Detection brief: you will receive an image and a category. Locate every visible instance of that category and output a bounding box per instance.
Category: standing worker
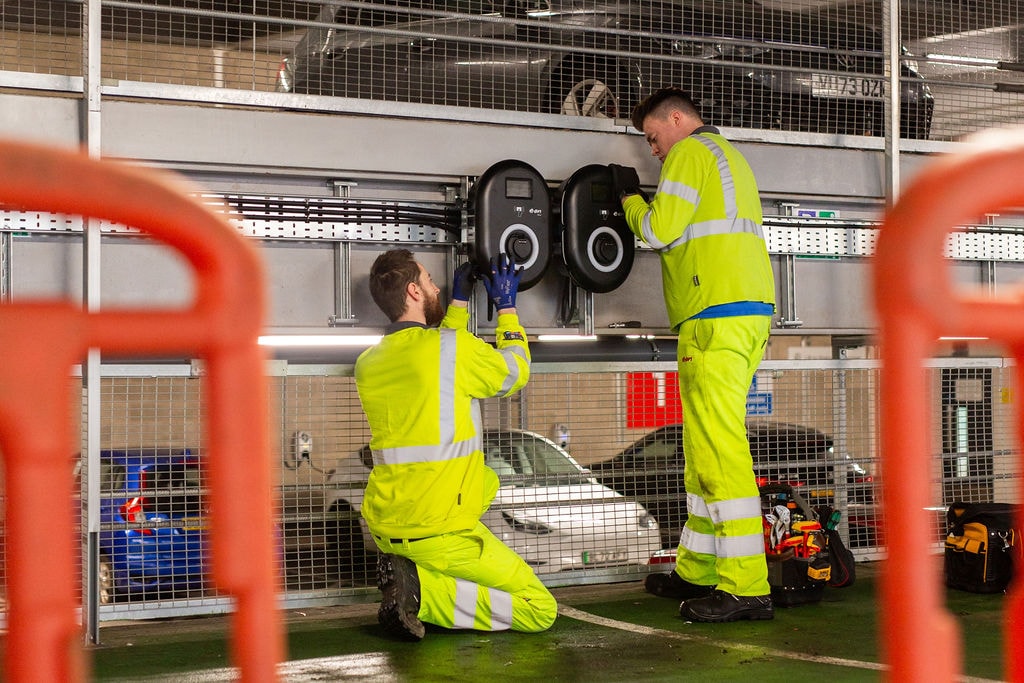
[355,248,558,641]
[609,87,776,622]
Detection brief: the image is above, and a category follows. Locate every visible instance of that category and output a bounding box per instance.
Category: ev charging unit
[468,159,551,290]
[558,164,635,293]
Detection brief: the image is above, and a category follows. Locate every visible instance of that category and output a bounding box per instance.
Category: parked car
[96,449,208,603]
[323,428,661,579]
[278,0,933,138]
[588,421,877,548]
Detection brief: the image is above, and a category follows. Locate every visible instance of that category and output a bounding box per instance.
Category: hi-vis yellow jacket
[623,127,775,330]
[355,305,530,539]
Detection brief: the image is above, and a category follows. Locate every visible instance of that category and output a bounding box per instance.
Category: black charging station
[557,164,635,293]
[469,159,551,291]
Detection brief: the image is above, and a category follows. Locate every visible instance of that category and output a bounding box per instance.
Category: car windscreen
[143,463,203,517]
[483,433,588,485]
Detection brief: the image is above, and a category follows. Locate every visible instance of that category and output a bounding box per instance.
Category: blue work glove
[482,254,522,310]
[452,262,478,302]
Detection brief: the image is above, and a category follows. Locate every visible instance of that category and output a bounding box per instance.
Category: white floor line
[557,605,1002,683]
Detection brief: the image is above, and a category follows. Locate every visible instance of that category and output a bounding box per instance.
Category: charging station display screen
[505,178,533,199]
[591,182,611,203]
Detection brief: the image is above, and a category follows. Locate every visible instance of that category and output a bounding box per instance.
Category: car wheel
[556,72,623,119]
[325,501,373,583]
[98,556,116,605]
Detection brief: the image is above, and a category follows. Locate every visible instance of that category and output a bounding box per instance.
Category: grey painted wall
[0,91,980,340]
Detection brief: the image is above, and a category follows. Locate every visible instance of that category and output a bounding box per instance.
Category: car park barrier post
[874,127,1024,683]
[0,139,284,683]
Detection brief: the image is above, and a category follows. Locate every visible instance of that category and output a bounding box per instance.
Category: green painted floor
[68,563,1013,681]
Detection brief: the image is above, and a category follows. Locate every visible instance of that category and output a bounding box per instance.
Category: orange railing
[874,127,1024,682]
[0,140,284,682]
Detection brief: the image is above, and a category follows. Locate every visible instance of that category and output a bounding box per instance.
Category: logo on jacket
[503,331,525,341]
[680,356,693,363]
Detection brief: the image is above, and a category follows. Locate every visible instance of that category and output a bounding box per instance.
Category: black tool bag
[814,504,857,588]
[944,502,1022,593]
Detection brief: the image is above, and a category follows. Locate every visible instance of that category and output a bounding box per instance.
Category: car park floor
[61,562,1009,681]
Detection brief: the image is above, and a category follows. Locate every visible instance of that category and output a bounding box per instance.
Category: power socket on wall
[286,431,313,468]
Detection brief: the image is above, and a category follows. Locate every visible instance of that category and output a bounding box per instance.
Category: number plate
[811,73,882,99]
[180,516,207,531]
[581,550,628,564]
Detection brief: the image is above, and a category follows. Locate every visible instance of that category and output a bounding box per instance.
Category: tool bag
[814,504,857,588]
[760,484,831,606]
[944,501,1022,593]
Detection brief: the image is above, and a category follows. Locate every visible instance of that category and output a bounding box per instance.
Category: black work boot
[377,554,425,641]
[680,589,774,622]
[643,571,715,600]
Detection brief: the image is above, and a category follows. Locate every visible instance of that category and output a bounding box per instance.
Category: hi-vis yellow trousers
[374,522,557,633]
[674,314,772,597]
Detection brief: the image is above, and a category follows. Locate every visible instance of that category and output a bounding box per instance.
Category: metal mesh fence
[1,1,1022,141]
[1,356,1015,624]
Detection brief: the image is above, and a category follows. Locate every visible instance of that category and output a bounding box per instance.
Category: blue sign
[746,391,773,416]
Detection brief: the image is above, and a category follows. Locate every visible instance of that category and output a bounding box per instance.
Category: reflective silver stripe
[686,492,710,519]
[439,328,457,445]
[694,135,737,218]
[659,178,700,205]
[640,211,667,249]
[679,526,717,556]
[375,329,481,465]
[374,436,480,465]
[498,346,528,395]
[471,400,483,442]
[715,532,767,558]
[707,496,761,525]
[662,217,764,252]
[488,587,513,631]
[453,578,477,629]
[680,526,765,558]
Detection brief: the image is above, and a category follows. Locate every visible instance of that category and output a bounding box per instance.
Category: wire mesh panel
[2,1,1021,140]
[277,373,373,594]
[0,0,83,77]
[92,374,214,616]
[0,356,1017,625]
[279,0,934,137]
[904,1,1024,141]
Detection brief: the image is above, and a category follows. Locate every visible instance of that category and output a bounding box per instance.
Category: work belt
[375,534,428,544]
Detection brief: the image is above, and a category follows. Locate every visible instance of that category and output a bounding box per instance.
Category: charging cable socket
[287,431,313,468]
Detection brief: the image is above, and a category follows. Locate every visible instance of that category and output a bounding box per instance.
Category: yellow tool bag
[944,502,1022,593]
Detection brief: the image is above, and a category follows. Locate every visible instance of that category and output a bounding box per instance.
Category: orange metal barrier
[874,128,1024,682]
[0,140,284,682]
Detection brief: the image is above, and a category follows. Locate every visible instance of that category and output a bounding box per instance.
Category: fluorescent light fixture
[938,336,989,341]
[258,335,382,347]
[536,334,599,342]
[926,54,1000,67]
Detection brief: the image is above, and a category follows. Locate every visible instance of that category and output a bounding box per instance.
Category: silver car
[278,0,933,138]
[323,428,661,578]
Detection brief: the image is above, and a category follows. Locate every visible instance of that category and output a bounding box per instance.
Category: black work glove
[482,253,522,310]
[452,262,478,303]
[608,163,642,200]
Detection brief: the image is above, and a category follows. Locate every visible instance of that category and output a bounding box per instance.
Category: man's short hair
[368,248,420,322]
[631,87,702,132]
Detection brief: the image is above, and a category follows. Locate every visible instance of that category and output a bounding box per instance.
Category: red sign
[626,371,683,429]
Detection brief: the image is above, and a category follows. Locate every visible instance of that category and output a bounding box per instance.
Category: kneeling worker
[355,248,558,640]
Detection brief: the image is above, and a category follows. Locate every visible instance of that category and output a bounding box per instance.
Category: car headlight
[673,41,770,61]
[501,512,554,535]
[638,513,659,530]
